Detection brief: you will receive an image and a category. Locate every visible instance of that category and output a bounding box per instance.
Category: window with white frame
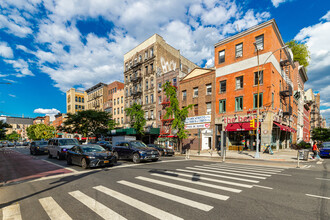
[193,87,198,97]
[206,84,212,95]
[236,76,243,89]
[151,94,154,103]
[150,110,154,119]
[255,34,264,50]
[145,95,148,104]
[182,90,187,100]
[218,50,225,64]
[206,102,211,114]
[236,43,243,58]
[254,71,263,85]
[145,111,148,119]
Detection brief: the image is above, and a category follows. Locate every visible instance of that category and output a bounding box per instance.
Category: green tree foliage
[286,40,311,68]
[6,131,21,141]
[311,127,330,142]
[125,103,146,139]
[0,120,11,140]
[60,110,113,139]
[162,81,193,152]
[27,124,56,140]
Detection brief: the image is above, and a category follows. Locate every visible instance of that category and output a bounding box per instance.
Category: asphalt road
[0,146,329,220]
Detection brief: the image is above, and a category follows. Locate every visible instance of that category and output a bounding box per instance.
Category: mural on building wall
[160,57,177,74]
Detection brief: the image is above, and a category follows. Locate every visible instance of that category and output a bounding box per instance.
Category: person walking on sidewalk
[312,142,319,159]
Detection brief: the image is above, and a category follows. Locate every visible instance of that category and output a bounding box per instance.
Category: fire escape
[159,82,177,137]
[279,52,293,118]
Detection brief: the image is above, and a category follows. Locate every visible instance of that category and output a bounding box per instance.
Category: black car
[66,145,117,169]
[96,141,113,151]
[148,144,175,156]
[30,141,48,155]
[113,141,159,163]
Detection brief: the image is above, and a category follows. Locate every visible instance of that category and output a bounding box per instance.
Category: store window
[235,96,243,111]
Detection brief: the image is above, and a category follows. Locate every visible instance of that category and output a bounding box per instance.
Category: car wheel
[56,152,61,160]
[67,156,72,165]
[132,153,140,164]
[48,152,52,158]
[81,158,89,169]
[114,151,119,160]
[30,149,33,155]
[151,158,159,162]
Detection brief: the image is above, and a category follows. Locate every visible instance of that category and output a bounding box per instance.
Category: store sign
[185,115,211,124]
[185,123,211,129]
[224,115,256,124]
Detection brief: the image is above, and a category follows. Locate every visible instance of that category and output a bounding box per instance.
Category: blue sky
[1,0,330,123]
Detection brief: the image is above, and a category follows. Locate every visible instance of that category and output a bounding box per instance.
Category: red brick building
[303,104,311,142]
[214,19,296,151]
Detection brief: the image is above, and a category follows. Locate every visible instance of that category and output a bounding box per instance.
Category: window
[121,117,123,124]
[82,106,85,110]
[194,105,198,115]
[117,98,119,104]
[121,96,123,103]
[206,84,212,95]
[158,96,162,104]
[139,55,142,62]
[114,108,116,115]
[145,51,148,60]
[129,88,132,96]
[218,50,225,64]
[78,97,81,102]
[219,99,226,113]
[253,93,263,109]
[220,80,226,93]
[255,34,264,50]
[145,66,148,74]
[151,94,154,103]
[235,96,243,111]
[115,88,117,93]
[272,92,274,109]
[173,77,177,87]
[145,111,148,119]
[182,90,187,101]
[206,102,211,114]
[151,63,153,71]
[146,80,148,90]
[117,108,119,115]
[193,87,198,97]
[75,96,77,102]
[145,95,148,104]
[151,78,154,88]
[236,76,243,89]
[236,43,243,58]
[254,71,263,85]
[158,111,161,120]
[82,98,84,103]
[158,83,162,91]
[121,107,123,114]
[150,48,154,57]
[114,99,116,105]
[150,110,154,119]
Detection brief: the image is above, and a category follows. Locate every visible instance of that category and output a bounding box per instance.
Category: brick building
[303,104,311,142]
[33,116,50,126]
[103,81,124,114]
[179,68,215,152]
[66,88,87,114]
[123,34,197,130]
[112,88,125,127]
[86,82,107,111]
[0,116,33,140]
[214,19,296,151]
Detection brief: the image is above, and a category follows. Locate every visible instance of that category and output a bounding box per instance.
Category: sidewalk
[179,148,315,163]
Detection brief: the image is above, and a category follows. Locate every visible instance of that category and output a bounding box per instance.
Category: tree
[0,120,11,140]
[6,131,21,141]
[27,124,56,140]
[60,110,113,140]
[286,40,311,68]
[125,103,146,139]
[162,81,193,152]
[311,127,330,142]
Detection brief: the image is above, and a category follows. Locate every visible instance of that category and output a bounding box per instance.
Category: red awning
[273,122,296,133]
[225,122,256,131]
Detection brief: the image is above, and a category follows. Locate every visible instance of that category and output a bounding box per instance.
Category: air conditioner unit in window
[158,88,162,92]
[206,111,211,115]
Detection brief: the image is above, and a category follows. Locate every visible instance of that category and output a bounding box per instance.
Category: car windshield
[98,141,110,144]
[322,142,330,148]
[82,145,105,152]
[150,144,165,149]
[59,139,79,146]
[131,141,148,149]
[36,141,48,146]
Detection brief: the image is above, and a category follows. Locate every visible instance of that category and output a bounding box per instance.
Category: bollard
[297,150,300,168]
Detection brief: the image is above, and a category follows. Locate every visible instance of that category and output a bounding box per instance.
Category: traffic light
[250,119,256,128]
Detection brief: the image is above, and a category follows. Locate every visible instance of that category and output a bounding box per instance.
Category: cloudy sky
[0,0,330,123]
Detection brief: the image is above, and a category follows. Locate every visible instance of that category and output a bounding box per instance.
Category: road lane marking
[316,178,330,181]
[203,165,291,176]
[135,176,229,201]
[186,167,267,179]
[210,162,290,169]
[204,164,284,173]
[160,170,253,188]
[94,185,183,220]
[176,169,260,183]
[2,204,22,220]
[199,165,273,176]
[69,190,127,220]
[252,185,273,190]
[39,197,72,220]
[41,159,77,172]
[118,180,213,211]
[306,194,330,200]
[151,173,242,193]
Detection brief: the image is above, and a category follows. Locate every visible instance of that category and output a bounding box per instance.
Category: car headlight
[139,151,146,154]
[163,149,167,152]
[87,156,95,159]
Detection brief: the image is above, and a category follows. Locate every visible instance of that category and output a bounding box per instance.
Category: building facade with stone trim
[86,82,107,111]
[66,88,87,114]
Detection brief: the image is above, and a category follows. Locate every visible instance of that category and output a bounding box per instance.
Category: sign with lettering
[185,123,211,129]
[223,115,256,124]
[185,115,211,124]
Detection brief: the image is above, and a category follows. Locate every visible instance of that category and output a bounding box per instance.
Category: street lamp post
[253,43,289,159]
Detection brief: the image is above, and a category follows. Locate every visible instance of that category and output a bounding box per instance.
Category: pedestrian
[312,142,319,159]
[185,145,190,160]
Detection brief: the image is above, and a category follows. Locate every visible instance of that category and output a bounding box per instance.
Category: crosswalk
[1,162,290,220]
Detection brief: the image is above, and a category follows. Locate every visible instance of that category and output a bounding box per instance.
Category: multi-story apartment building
[305,88,322,131]
[66,88,87,114]
[214,19,297,151]
[112,88,125,127]
[33,116,50,126]
[103,81,124,113]
[86,83,107,111]
[0,116,33,140]
[123,34,197,129]
[178,68,215,152]
[303,104,311,142]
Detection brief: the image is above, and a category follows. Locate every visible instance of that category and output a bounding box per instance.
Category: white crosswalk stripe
[176,169,260,183]
[150,173,242,193]
[69,190,127,220]
[39,197,72,220]
[199,165,274,176]
[205,163,284,172]
[118,180,213,211]
[94,185,183,220]
[135,176,230,201]
[186,167,267,179]
[210,162,288,170]
[2,204,22,220]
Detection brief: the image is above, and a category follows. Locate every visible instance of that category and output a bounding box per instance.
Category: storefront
[225,122,259,151]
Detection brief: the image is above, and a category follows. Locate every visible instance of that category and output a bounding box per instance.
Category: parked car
[96,141,113,151]
[66,145,117,169]
[47,138,80,160]
[30,141,49,155]
[113,140,159,163]
[7,142,14,147]
[319,142,330,158]
[147,144,175,156]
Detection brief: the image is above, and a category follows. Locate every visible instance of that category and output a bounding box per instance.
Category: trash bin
[298,150,304,160]
[303,150,310,161]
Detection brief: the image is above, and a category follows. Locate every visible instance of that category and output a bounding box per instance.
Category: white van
[48,138,79,160]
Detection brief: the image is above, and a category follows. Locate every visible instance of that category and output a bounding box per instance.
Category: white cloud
[321,11,330,21]
[271,0,288,8]
[4,59,35,77]
[0,42,14,58]
[8,94,16,98]
[33,108,60,121]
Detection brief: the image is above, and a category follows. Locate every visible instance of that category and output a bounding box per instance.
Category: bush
[297,141,311,149]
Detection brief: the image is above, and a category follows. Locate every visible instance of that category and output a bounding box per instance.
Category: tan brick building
[112,88,125,127]
[178,68,215,152]
[123,34,197,129]
[33,116,50,126]
[104,81,124,113]
[66,88,87,114]
[0,116,33,140]
[86,83,107,111]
